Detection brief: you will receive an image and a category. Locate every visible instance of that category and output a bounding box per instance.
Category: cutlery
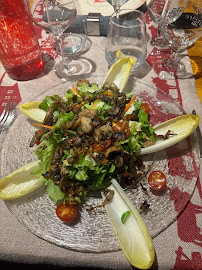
[192,110,202,158]
[0,101,17,133]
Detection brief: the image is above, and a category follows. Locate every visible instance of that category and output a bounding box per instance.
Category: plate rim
[1,76,200,253]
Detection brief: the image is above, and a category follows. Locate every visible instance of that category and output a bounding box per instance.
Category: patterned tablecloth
[0,1,201,269]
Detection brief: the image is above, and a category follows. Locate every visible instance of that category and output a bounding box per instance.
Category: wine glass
[48,14,92,77]
[100,0,129,50]
[154,0,202,79]
[44,0,79,80]
[49,14,87,55]
[146,0,169,51]
[105,9,147,73]
[30,0,79,81]
[106,0,129,12]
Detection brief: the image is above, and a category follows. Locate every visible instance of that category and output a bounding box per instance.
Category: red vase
[0,0,44,81]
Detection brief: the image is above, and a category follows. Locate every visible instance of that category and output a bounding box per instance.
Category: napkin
[42,3,146,37]
[42,13,110,36]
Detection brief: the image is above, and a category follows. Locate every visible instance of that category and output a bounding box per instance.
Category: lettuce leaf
[63,154,115,189]
[77,82,98,97]
[138,110,150,127]
[38,95,60,111]
[65,88,75,105]
[45,179,65,203]
[121,120,156,153]
[51,111,75,143]
[54,111,74,129]
[133,101,142,111]
[32,138,56,177]
[83,99,114,120]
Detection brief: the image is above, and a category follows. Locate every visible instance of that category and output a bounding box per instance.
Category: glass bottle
[0,0,44,81]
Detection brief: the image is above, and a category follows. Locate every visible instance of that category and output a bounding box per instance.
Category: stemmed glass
[154,0,202,79]
[30,0,78,81]
[105,9,147,73]
[106,0,129,12]
[146,0,169,51]
[100,0,129,50]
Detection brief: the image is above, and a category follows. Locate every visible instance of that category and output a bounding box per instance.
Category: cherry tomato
[141,103,150,116]
[148,171,167,190]
[94,138,112,152]
[56,203,77,222]
[112,121,130,137]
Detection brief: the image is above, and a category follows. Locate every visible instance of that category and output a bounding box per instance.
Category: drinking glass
[105,9,147,73]
[146,0,168,49]
[49,14,91,76]
[100,0,129,50]
[0,0,44,81]
[154,0,202,79]
[49,15,87,55]
[31,0,78,81]
[30,0,53,32]
[106,0,129,12]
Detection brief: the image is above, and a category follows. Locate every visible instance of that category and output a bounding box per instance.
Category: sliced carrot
[72,85,82,97]
[104,91,114,96]
[92,100,98,108]
[33,123,55,130]
[123,95,136,114]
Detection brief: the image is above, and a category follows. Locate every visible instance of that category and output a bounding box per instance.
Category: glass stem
[163,48,179,74]
[168,49,179,68]
[56,34,69,71]
[150,21,165,47]
[157,23,161,38]
[113,0,120,13]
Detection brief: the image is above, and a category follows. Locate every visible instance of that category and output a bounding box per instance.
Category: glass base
[50,33,91,56]
[153,55,195,80]
[53,58,93,82]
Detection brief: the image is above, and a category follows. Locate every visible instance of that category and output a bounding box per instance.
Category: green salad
[30,80,156,207]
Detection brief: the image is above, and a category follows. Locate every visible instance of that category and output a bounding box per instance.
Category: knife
[192,110,202,158]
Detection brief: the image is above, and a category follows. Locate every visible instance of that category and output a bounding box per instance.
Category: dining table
[0,1,202,270]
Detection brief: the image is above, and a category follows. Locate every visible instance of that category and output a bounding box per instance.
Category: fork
[0,101,17,133]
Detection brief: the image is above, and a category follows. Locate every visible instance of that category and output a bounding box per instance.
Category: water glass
[105,9,147,73]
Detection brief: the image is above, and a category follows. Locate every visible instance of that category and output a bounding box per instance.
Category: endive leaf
[137,114,199,155]
[100,57,134,92]
[101,179,155,269]
[19,102,45,123]
[0,161,42,200]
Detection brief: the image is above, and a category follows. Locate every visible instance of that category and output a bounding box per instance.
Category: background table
[188,36,202,103]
